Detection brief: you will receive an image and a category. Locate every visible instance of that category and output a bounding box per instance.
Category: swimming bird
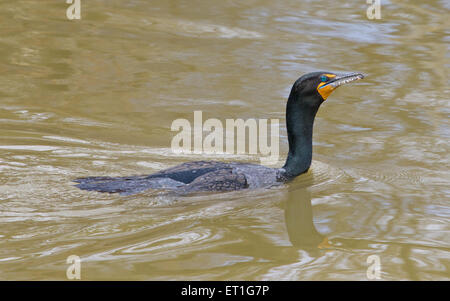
[74,71,364,195]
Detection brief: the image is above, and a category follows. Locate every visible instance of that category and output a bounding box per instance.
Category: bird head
[291,71,365,107]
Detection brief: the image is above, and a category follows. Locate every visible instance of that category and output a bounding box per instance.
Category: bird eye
[320,75,328,82]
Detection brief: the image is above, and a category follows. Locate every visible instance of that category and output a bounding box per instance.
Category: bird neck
[282,93,320,178]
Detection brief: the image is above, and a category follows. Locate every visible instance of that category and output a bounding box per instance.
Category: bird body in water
[75,71,364,195]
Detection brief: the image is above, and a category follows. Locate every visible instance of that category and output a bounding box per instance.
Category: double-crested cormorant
[75,72,364,195]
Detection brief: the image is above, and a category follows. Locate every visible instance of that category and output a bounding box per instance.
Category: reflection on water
[0,0,449,280]
[284,186,326,249]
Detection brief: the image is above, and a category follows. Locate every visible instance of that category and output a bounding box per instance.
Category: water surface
[0,0,449,280]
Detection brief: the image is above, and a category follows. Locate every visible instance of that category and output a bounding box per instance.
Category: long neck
[282,93,320,178]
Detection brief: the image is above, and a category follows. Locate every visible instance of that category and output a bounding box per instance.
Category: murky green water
[0,0,449,280]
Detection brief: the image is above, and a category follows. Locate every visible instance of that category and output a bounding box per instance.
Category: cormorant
[74,71,364,195]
